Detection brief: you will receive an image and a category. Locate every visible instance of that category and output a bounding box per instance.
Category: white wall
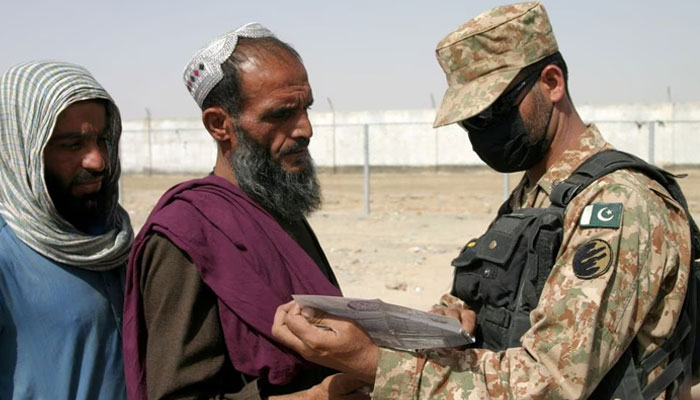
[120,102,700,173]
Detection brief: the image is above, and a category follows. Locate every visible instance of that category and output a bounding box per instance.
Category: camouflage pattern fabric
[372,125,691,399]
[433,2,558,128]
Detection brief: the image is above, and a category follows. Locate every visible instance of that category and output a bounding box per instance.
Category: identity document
[293,295,475,351]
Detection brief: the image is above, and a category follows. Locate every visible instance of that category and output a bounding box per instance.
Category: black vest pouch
[451,207,563,350]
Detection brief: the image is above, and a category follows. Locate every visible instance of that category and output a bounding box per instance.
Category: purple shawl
[123,175,341,399]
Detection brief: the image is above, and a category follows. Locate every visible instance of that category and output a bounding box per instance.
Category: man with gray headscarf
[0,61,133,399]
[123,23,366,400]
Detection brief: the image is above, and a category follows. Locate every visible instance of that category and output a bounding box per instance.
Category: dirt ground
[122,166,700,311]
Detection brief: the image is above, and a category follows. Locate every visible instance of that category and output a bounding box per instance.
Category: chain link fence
[119,119,700,213]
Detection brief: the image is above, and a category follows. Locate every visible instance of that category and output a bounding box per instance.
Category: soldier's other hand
[430,304,477,335]
[271,373,370,400]
[306,373,371,400]
[272,301,379,384]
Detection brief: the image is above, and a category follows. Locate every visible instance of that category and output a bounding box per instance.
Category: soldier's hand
[430,304,477,335]
[272,301,379,384]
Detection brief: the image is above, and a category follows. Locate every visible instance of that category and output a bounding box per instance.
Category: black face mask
[464,104,553,173]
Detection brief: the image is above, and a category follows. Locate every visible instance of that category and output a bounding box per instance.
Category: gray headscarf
[0,61,133,271]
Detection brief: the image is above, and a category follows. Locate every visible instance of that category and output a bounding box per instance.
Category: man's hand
[272,301,380,384]
[430,304,476,335]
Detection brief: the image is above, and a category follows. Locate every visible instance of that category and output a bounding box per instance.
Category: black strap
[534,230,558,296]
[641,358,684,400]
[549,181,582,208]
[640,314,691,373]
[589,347,644,400]
[550,150,674,208]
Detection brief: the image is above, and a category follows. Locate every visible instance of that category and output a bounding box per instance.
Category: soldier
[272,2,694,399]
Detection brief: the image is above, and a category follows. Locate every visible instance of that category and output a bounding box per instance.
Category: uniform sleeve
[141,233,262,400]
[372,177,690,399]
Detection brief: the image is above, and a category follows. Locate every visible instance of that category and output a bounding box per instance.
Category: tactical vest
[450,150,699,399]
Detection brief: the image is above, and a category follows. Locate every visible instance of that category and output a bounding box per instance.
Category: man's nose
[82,142,107,172]
[292,111,313,140]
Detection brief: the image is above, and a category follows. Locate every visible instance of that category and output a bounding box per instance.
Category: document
[293,295,475,351]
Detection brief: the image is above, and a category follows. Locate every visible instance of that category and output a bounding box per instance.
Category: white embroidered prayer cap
[183,22,276,108]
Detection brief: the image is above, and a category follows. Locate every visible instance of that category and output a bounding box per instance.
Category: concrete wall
[120,102,700,173]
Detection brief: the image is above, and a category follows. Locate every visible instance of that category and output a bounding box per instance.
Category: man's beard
[45,169,114,234]
[231,128,321,223]
[525,84,554,145]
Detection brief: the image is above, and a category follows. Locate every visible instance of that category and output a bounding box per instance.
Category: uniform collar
[515,124,612,207]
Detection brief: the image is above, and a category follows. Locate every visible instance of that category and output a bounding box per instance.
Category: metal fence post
[503,174,510,201]
[363,124,370,216]
[327,98,337,173]
[434,128,439,172]
[648,121,655,165]
[145,108,153,175]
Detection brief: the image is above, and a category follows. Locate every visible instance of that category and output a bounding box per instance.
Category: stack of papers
[293,295,475,351]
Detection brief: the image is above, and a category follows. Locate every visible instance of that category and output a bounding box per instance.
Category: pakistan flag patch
[579,203,623,229]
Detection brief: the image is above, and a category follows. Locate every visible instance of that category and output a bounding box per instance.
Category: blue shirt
[0,215,126,399]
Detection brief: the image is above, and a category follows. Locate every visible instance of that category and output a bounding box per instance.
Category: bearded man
[0,61,133,399]
[123,23,365,400]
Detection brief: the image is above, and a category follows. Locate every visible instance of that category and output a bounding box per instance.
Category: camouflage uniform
[372,2,691,398]
[372,125,691,399]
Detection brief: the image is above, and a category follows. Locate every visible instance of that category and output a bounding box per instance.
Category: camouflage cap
[433,2,558,128]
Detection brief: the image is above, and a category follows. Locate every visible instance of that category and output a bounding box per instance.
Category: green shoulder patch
[579,202,623,229]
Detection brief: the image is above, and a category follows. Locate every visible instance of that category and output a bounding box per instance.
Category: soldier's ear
[539,65,566,103]
[202,107,236,144]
